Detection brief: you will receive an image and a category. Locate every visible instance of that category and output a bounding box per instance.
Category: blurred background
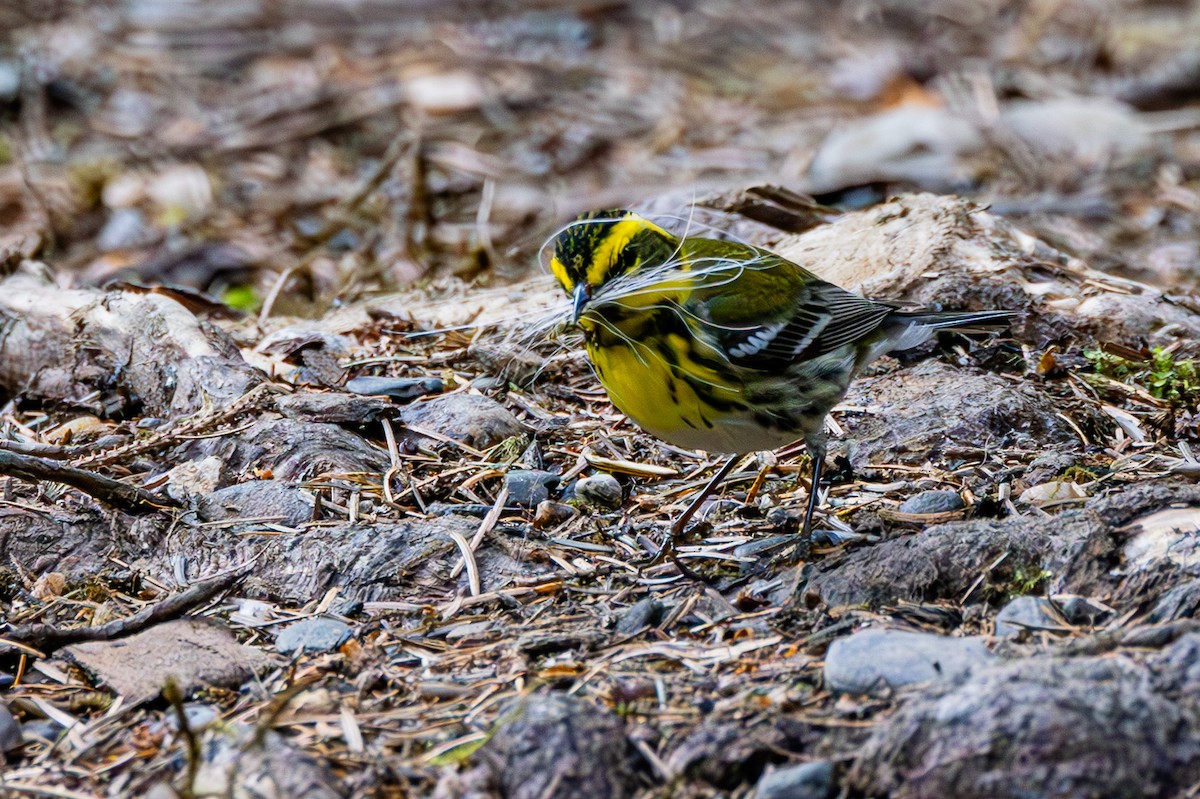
[1,0,1198,315]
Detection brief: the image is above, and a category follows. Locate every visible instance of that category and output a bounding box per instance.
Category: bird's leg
[798,432,828,553]
[654,454,739,562]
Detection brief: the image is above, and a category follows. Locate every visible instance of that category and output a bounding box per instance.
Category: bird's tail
[882,309,1015,353]
[894,309,1015,333]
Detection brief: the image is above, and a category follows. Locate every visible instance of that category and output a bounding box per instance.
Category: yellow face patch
[586,218,644,287]
[550,256,573,292]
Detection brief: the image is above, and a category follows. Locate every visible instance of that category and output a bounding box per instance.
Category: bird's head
[549,209,677,322]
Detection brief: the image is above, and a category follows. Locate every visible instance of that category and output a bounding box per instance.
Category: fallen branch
[0,450,180,515]
[2,567,250,654]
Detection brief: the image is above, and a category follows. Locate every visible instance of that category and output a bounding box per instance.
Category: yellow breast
[585,332,796,454]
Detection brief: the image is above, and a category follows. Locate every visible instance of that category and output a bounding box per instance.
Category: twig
[0,451,180,515]
[2,567,249,654]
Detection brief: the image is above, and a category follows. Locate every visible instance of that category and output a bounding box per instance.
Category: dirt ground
[3,2,1200,798]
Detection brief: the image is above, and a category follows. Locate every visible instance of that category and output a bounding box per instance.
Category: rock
[615,596,664,634]
[344,375,444,402]
[836,361,1080,468]
[0,61,18,104]
[533,500,577,528]
[803,483,1200,609]
[575,474,623,509]
[994,596,1063,637]
[275,617,353,655]
[505,470,560,507]
[98,207,153,251]
[847,656,1200,799]
[62,618,276,706]
[146,163,213,220]
[275,391,398,425]
[445,694,641,799]
[1001,97,1151,167]
[1024,451,1076,485]
[1151,632,1200,695]
[755,761,834,799]
[898,490,964,515]
[147,514,552,604]
[0,702,22,755]
[196,481,314,529]
[400,394,525,450]
[1055,594,1113,626]
[824,629,992,695]
[22,720,65,745]
[1148,580,1200,623]
[1028,451,1076,471]
[176,418,392,483]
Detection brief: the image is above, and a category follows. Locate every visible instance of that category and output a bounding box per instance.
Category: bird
[549,208,1011,556]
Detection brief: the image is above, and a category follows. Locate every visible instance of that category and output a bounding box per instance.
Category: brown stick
[2,567,249,653]
[0,450,179,514]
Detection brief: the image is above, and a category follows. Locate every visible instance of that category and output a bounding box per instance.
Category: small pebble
[97,207,152,251]
[20,719,63,744]
[0,702,22,754]
[275,617,352,655]
[575,473,623,509]
[755,760,835,799]
[615,596,664,634]
[0,61,18,104]
[898,490,965,514]
[1028,451,1075,471]
[994,596,1062,637]
[505,470,560,507]
[1056,595,1113,627]
[534,500,577,528]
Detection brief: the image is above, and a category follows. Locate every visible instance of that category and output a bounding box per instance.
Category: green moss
[1085,346,1200,409]
[1009,565,1052,596]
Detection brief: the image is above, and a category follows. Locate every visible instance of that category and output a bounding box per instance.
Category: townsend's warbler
[550,209,1011,549]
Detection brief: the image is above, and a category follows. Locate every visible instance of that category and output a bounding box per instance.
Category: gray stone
[575,474,623,509]
[824,628,992,695]
[20,719,63,744]
[848,655,1200,799]
[898,490,964,514]
[344,375,443,402]
[98,208,153,251]
[1149,580,1200,623]
[400,393,524,449]
[1056,594,1113,626]
[505,470,560,508]
[0,702,22,754]
[1028,451,1075,471]
[755,761,834,799]
[275,617,353,655]
[615,596,664,634]
[994,596,1062,637]
[534,500,577,528]
[0,62,18,103]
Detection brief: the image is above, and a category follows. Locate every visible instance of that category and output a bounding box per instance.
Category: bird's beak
[571,283,591,324]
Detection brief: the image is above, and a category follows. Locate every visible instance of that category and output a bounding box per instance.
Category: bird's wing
[683,242,893,370]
